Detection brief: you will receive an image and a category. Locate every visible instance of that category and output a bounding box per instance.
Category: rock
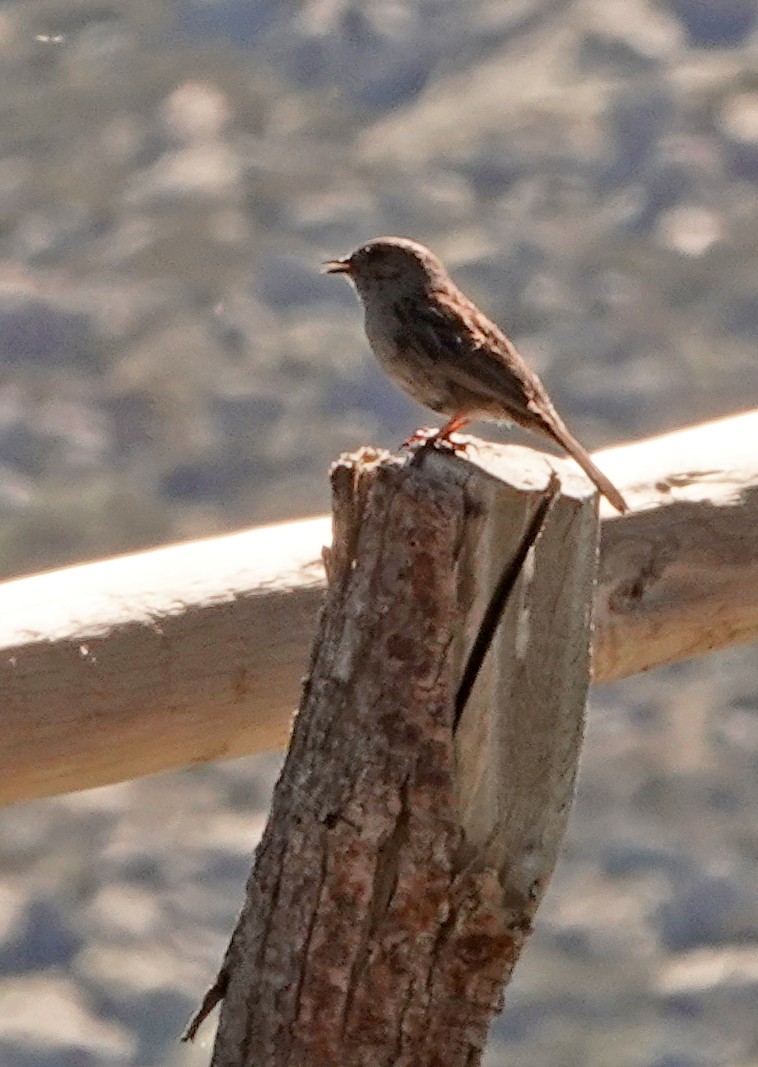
[719,91,758,182]
[661,0,758,47]
[0,296,94,368]
[657,870,758,951]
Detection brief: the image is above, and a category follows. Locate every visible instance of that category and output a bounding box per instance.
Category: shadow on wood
[186,444,599,1066]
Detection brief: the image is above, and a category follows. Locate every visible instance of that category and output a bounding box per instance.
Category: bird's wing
[393,297,469,361]
[392,293,628,512]
[394,294,541,422]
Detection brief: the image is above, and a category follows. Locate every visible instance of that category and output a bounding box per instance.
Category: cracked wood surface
[191,445,598,1067]
[1,410,757,804]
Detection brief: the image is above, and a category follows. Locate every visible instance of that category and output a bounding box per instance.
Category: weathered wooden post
[185,439,600,1067]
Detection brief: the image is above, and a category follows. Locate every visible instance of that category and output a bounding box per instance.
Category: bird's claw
[400,428,470,453]
[400,427,439,450]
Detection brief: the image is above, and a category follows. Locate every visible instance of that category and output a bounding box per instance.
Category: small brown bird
[324,236,627,513]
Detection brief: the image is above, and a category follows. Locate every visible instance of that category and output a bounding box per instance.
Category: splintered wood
[187,444,600,1067]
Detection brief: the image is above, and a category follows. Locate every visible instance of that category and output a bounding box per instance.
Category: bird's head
[322,237,447,299]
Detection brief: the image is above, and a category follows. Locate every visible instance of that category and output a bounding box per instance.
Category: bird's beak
[322,256,352,275]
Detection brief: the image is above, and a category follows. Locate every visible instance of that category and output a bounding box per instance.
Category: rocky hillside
[0,2,756,1066]
[0,0,757,575]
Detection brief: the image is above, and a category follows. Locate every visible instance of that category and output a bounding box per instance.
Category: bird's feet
[401,427,469,453]
[401,426,441,450]
[401,415,470,453]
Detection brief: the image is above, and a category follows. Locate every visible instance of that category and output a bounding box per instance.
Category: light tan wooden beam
[0,518,329,804]
[593,410,758,681]
[1,410,757,805]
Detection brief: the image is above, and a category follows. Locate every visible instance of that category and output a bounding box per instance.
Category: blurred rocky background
[0,0,756,1064]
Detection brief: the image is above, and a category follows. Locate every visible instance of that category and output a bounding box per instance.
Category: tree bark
[188,444,598,1066]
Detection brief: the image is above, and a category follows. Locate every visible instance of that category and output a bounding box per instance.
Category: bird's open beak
[322,256,352,275]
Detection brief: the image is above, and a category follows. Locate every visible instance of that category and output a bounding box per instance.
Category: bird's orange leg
[436,414,470,442]
[401,414,470,450]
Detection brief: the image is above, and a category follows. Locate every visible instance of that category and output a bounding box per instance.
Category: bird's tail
[546,422,627,514]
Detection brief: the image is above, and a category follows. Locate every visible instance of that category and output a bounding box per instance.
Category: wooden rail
[1,410,757,805]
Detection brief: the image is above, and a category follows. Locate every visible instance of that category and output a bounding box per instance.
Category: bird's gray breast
[363,300,452,414]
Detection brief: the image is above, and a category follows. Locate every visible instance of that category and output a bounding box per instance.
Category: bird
[323,236,627,513]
